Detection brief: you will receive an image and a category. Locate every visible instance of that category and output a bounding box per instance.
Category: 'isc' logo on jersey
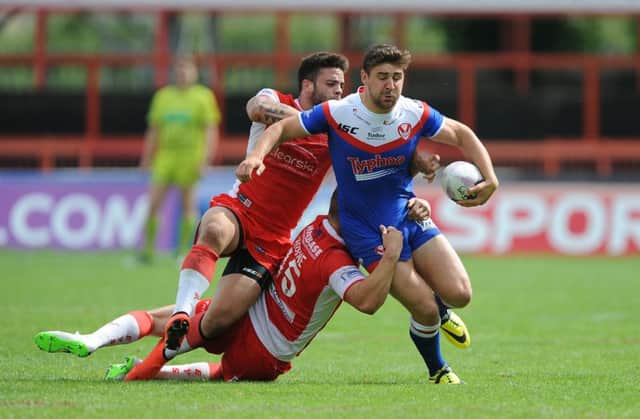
[338,123,359,135]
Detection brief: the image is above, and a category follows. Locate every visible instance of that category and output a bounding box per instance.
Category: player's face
[310,68,345,105]
[362,63,405,112]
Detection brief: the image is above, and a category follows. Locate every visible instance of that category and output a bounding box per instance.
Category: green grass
[1,251,639,418]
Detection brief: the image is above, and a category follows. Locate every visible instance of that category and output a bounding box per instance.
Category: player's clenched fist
[458,178,498,207]
[379,225,403,261]
[236,157,266,182]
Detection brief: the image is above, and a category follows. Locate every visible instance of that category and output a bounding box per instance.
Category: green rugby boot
[34,331,91,358]
[105,356,138,381]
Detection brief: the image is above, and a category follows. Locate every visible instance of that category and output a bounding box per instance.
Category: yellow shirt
[147,84,221,157]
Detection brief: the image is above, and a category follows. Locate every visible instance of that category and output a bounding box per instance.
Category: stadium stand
[1,3,640,176]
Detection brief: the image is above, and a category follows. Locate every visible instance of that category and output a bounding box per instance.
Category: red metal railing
[1,9,640,175]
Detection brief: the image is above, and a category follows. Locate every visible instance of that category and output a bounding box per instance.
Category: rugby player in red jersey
[162,52,349,354]
[118,194,405,382]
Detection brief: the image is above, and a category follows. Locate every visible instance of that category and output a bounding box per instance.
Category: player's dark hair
[362,44,411,74]
[297,52,349,92]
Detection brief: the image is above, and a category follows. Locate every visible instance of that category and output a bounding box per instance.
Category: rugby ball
[440,161,484,201]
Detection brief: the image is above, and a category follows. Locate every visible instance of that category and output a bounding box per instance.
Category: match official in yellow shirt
[140,55,221,262]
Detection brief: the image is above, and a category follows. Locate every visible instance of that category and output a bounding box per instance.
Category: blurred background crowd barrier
[2,170,637,255]
[0,0,638,254]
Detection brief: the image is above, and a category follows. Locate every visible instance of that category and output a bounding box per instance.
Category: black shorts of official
[222,248,273,291]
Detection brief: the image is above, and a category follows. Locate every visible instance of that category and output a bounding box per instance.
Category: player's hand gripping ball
[440,161,484,201]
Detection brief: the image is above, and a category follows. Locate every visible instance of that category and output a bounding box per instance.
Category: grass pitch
[1,251,639,418]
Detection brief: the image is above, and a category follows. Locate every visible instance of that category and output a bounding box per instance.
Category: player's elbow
[353,297,386,315]
[345,284,389,315]
[357,305,378,316]
[246,96,268,122]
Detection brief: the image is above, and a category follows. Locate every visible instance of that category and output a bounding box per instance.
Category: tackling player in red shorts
[123,193,405,382]
[34,194,403,382]
[162,53,349,355]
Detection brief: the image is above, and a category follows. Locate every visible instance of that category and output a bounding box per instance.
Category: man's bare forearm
[246,96,299,125]
[457,125,498,185]
[247,115,308,160]
[258,103,298,125]
[246,120,285,160]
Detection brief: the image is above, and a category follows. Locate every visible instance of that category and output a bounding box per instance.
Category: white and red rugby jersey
[248,215,366,361]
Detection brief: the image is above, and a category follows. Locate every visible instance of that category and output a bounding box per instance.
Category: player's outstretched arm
[246,94,299,125]
[431,117,499,206]
[236,115,308,182]
[343,225,403,315]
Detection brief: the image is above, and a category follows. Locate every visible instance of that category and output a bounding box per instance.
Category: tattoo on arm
[259,104,288,125]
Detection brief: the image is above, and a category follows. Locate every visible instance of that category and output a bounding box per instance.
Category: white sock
[173,269,210,316]
[156,362,216,381]
[410,317,439,338]
[43,313,142,354]
[85,313,143,351]
[163,335,194,360]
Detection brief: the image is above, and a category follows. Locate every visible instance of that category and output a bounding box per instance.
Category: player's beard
[370,90,398,112]
[310,82,337,105]
[311,89,327,106]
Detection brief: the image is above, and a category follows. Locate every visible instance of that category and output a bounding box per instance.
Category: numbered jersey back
[248,215,365,361]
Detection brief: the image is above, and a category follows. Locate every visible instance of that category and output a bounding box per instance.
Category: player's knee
[452,288,472,308]
[408,299,440,325]
[446,276,472,308]
[200,317,233,339]
[198,218,231,250]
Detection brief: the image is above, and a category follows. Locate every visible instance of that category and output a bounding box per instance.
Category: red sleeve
[320,248,356,276]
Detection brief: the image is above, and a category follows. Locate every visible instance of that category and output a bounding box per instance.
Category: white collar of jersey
[294,98,303,111]
[328,93,425,147]
[322,218,344,244]
[350,92,399,123]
